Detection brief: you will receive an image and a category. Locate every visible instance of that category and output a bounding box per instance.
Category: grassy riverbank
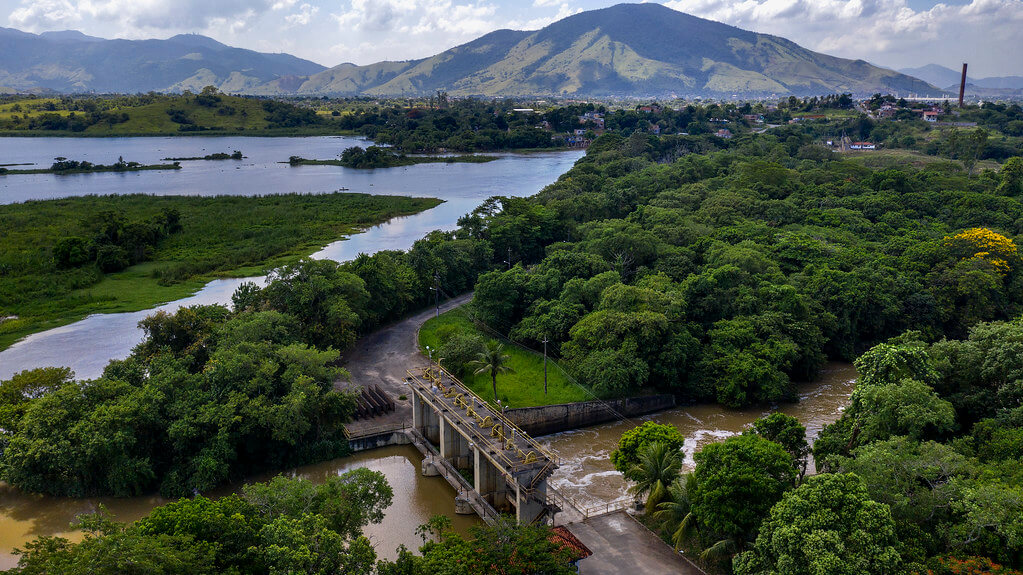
[0,193,442,351]
[418,310,589,408]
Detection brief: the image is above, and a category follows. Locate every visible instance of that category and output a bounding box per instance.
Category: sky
[2,0,1021,77]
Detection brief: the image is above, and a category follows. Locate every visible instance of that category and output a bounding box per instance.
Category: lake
[0,136,584,380]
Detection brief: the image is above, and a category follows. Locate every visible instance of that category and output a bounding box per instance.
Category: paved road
[340,293,473,432]
[568,512,705,575]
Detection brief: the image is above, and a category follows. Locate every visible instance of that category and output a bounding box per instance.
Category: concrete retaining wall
[348,429,411,452]
[505,395,675,437]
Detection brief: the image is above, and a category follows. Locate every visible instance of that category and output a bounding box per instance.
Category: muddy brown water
[0,446,478,570]
[540,362,856,509]
[0,363,854,568]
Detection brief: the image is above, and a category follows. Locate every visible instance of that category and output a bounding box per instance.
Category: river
[541,362,856,510]
[0,136,584,380]
[0,446,478,569]
[0,364,856,568]
[0,137,856,568]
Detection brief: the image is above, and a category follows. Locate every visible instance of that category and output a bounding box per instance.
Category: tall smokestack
[959,63,968,107]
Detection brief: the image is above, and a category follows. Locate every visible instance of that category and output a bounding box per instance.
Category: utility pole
[542,335,549,395]
[506,246,512,269]
[432,273,441,318]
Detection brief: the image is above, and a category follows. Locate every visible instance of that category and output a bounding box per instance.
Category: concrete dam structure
[406,365,559,525]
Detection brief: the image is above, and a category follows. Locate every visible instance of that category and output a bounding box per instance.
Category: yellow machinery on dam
[406,364,559,525]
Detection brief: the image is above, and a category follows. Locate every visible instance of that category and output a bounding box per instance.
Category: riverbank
[288,153,499,169]
[0,192,442,351]
[0,126,357,138]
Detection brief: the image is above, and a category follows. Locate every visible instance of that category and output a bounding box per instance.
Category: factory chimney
[958,63,968,107]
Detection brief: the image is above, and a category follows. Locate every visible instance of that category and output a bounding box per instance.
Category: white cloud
[329,0,501,62]
[9,0,82,29]
[333,0,497,36]
[663,0,1023,76]
[285,3,317,26]
[507,2,581,30]
[8,0,277,34]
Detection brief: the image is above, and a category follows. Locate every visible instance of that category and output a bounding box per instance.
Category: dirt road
[339,293,473,430]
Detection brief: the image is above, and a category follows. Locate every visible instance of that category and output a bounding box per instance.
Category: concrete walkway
[340,293,473,434]
[567,512,705,575]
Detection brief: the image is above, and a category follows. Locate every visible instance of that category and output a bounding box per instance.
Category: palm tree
[627,442,683,511]
[466,341,514,402]
[654,476,698,551]
[655,475,737,564]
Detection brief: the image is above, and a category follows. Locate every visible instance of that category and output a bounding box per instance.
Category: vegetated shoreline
[287,154,499,169]
[0,192,443,351]
[0,162,181,175]
[162,151,243,161]
[0,126,361,138]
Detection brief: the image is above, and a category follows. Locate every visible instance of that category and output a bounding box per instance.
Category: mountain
[899,64,965,89]
[0,28,326,93]
[274,3,934,97]
[1,4,937,97]
[900,63,1023,91]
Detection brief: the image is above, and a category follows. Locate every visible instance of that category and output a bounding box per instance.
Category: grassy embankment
[0,96,351,137]
[842,147,1002,171]
[0,193,442,351]
[418,310,589,408]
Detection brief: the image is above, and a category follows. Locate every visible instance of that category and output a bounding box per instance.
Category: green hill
[0,93,332,136]
[273,3,935,98]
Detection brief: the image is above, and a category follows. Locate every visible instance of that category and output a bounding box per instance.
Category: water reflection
[0,445,476,569]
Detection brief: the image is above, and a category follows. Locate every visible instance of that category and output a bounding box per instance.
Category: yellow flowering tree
[932,228,1020,332]
[943,228,1018,277]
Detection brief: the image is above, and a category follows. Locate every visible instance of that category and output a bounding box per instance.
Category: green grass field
[842,148,1002,172]
[0,193,442,350]
[0,95,352,137]
[418,310,590,408]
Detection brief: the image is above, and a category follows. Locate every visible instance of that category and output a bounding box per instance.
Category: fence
[548,485,635,521]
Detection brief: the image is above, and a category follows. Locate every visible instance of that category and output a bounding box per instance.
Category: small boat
[338,187,349,191]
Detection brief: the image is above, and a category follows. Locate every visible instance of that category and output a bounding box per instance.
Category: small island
[162,150,244,161]
[288,145,498,169]
[0,157,181,175]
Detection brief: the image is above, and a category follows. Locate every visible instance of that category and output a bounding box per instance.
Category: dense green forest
[619,323,1023,573]
[6,121,1021,496]
[464,131,1023,407]
[288,145,497,169]
[2,100,1022,573]
[0,193,441,350]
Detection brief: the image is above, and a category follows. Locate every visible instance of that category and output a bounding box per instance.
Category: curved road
[340,293,473,431]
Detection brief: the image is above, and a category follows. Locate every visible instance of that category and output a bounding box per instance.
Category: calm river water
[0,137,583,380]
[0,446,478,569]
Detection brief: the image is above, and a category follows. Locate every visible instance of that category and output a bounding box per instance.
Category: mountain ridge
[0,28,326,93]
[266,3,934,97]
[900,63,1023,91]
[1,4,937,97]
